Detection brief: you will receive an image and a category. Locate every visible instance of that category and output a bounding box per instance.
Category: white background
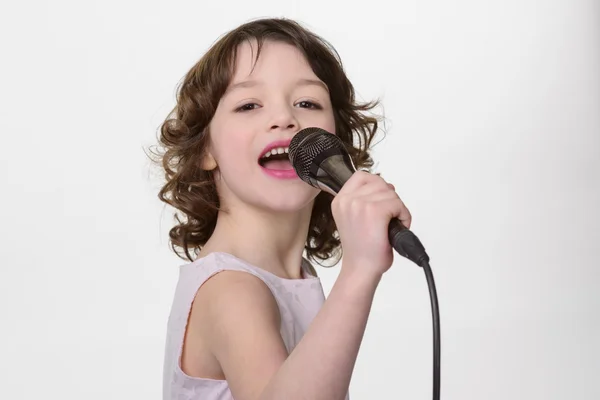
[0,0,598,399]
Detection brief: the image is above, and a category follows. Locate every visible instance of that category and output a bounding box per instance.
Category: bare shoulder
[190,270,288,399]
[193,270,281,329]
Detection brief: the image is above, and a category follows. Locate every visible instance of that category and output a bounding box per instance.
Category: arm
[196,172,408,399]
[261,267,380,400]
[193,267,380,400]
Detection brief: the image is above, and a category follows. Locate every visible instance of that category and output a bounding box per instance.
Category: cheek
[323,119,337,137]
[303,110,336,135]
[321,109,337,134]
[210,116,254,168]
[213,133,255,173]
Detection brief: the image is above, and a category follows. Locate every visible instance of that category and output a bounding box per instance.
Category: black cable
[387,225,440,399]
[421,260,441,400]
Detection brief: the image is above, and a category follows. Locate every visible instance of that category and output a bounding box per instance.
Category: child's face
[206,40,336,213]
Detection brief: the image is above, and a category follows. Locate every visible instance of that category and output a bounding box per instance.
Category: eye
[296,100,322,110]
[235,103,261,112]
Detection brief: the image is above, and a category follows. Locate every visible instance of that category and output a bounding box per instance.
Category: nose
[268,105,298,132]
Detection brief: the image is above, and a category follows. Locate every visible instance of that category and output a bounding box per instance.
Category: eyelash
[235,101,322,113]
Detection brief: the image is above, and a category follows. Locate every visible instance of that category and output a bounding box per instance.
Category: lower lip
[259,166,299,179]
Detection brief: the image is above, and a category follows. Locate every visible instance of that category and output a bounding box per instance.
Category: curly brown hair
[148,17,384,267]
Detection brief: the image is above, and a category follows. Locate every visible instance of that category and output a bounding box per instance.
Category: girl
[154,17,412,400]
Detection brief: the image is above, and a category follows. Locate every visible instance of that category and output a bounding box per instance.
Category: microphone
[289,128,441,400]
[289,127,430,267]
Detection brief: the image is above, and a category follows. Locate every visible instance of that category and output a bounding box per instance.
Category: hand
[331,171,412,280]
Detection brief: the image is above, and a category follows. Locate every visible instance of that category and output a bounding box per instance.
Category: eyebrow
[298,78,329,93]
[225,78,329,95]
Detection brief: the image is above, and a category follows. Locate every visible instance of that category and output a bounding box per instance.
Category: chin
[218,170,321,213]
[255,185,319,213]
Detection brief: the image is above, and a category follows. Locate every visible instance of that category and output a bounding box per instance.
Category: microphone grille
[289,128,346,183]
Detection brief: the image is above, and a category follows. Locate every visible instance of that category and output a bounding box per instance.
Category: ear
[200,151,217,171]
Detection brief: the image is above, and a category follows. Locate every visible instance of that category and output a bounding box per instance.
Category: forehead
[231,40,317,81]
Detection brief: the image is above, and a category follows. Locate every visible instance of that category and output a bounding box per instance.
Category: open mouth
[258,146,293,170]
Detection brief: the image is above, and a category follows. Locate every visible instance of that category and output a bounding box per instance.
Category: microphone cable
[422,259,440,400]
[389,225,440,400]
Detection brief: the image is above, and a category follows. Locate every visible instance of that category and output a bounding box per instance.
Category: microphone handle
[388,219,430,266]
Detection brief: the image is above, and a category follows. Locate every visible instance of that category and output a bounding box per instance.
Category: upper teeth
[262,147,289,158]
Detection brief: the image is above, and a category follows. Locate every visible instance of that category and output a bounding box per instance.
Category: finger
[337,170,373,195]
[389,201,412,229]
[360,194,412,229]
[344,175,391,198]
[398,208,412,229]
[379,183,410,227]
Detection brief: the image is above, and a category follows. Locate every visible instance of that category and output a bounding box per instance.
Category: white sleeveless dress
[162,252,350,400]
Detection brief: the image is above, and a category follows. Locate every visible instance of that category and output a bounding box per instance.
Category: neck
[200,202,314,279]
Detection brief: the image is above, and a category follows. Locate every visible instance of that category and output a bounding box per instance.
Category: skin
[181,39,412,400]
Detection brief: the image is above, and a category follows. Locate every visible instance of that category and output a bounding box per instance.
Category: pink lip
[258,138,298,180]
[258,138,293,159]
